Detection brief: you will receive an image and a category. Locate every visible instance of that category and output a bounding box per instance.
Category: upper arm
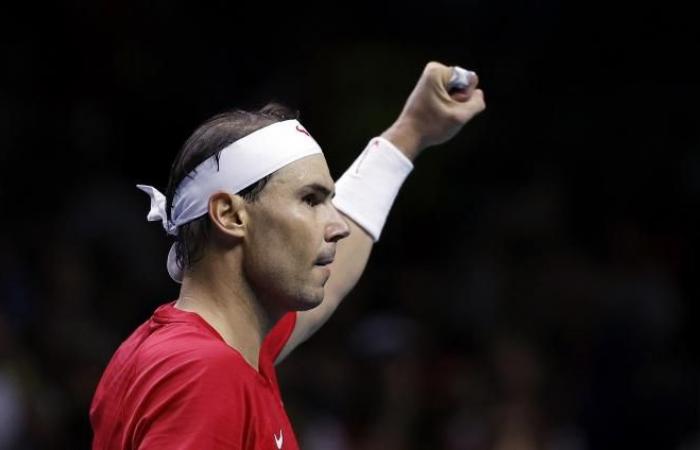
[276,307,329,363]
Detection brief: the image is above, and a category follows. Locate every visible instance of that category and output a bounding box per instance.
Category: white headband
[137,119,323,282]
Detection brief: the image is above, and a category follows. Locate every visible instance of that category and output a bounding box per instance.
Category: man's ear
[208,192,247,239]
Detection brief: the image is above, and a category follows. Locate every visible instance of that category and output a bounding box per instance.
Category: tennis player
[90,61,485,449]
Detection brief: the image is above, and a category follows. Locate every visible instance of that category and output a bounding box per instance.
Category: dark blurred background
[2,1,700,449]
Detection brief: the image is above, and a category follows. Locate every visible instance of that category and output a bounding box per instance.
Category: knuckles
[424,61,445,77]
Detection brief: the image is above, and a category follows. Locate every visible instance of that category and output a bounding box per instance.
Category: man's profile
[90,62,486,449]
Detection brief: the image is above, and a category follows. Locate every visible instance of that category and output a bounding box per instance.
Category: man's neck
[174,257,275,372]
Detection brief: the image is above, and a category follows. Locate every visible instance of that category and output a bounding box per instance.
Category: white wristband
[333,137,414,241]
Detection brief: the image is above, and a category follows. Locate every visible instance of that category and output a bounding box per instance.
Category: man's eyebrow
[301,183,335,198]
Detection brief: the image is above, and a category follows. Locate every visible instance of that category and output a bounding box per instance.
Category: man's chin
[292,288,325,312]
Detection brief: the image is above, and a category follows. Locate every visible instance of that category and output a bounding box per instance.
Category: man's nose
[325,205,351,243]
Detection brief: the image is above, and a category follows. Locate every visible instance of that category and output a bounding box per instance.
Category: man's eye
[303,194,321,206]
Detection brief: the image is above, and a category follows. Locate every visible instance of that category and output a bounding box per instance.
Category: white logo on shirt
[274,429,284,449]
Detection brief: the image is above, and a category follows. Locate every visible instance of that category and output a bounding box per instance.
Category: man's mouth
[315,254,335,266]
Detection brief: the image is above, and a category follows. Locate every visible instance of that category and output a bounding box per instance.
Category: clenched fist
[381,61,486,160]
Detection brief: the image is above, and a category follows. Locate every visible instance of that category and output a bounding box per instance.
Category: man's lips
[315,254,335,266]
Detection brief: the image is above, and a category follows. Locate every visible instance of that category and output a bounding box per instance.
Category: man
[90,61,485,449]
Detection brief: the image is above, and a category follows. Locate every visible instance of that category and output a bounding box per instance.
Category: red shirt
[90,302,299,450]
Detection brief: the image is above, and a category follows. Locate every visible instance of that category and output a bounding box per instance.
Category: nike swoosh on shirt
[274,430,284,449]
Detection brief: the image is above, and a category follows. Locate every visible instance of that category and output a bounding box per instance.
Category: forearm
[381,121,423,161]
[276,62,485,364]
[296,217,373,337]
[282,132,412,358]
[314,127,417,306]
[275,217,372,363]
[276,133,413,364]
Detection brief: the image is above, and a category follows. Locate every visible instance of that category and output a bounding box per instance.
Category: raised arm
[276,61,485,363]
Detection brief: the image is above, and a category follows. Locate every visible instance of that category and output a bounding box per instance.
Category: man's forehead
[268,154,334,189]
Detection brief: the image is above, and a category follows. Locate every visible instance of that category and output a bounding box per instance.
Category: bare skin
[175,61,486,370]
[278,62,485,362]
[176,154,349,370]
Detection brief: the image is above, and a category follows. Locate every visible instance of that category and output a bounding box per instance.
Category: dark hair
[165,103,299,271]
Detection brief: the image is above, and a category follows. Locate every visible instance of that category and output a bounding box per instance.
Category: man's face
[242,154,350,314]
